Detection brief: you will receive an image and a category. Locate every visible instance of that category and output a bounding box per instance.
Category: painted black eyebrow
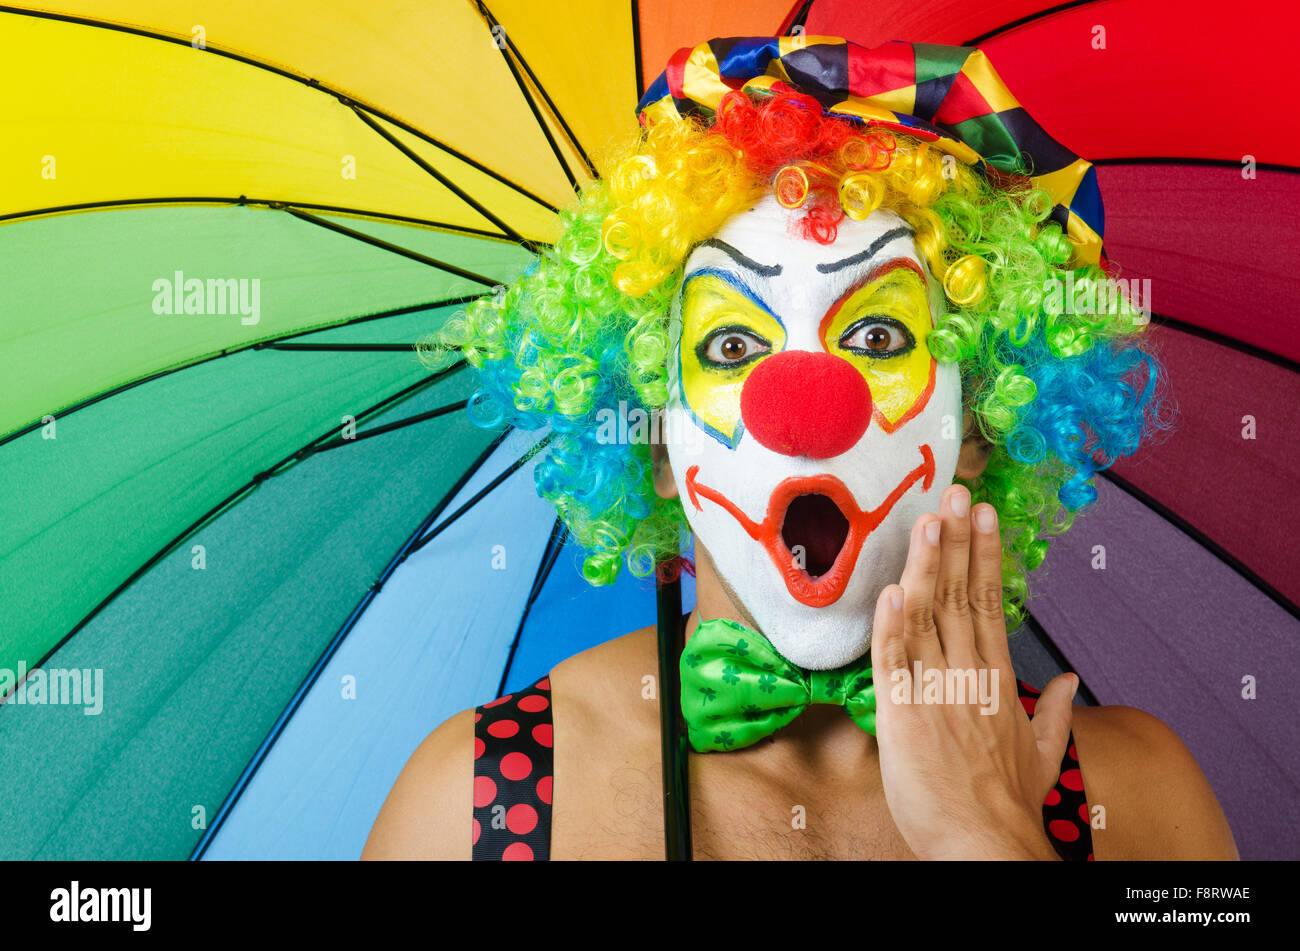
[695,238,782,277]
[816,226,916,274]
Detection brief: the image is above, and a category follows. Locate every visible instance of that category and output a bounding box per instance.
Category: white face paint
[664,193,962,670]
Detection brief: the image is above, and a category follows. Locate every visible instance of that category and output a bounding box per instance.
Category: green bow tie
[680,617,876,752]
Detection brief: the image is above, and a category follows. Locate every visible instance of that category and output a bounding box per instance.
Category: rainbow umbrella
[2,0,1296,862]
[0,0,794,860]
[770,0,1300,860]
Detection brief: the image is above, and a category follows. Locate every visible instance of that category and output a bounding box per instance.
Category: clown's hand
[869,485,1078,860]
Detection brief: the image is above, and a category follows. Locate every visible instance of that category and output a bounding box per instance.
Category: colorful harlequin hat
[637,36,1105,267]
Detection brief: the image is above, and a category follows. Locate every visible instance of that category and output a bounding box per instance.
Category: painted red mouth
[782,493,849,578]
[684,445,936,607]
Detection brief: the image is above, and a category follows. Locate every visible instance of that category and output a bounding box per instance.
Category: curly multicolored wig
[430,82,1171,629]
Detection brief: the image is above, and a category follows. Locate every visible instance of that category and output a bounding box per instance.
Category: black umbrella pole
[656,572,693,861]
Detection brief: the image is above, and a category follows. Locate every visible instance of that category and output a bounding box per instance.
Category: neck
[683,542,880,763]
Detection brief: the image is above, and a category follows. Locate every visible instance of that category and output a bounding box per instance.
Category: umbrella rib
[495,516,571,697]
[273,294,489,338]
[347,105,535,249]
[963,0,1104,46]
[265,360,468,473]
[630,0,646,100]
[1148,312,1300,376]
[473,1,583,192]
[782,0,816,33]
[1017,609,1100,705]
[0,4,561,216]
[340,105,559,215]
[475,0,598,181]
[1092,156,1300,175]
[304,399,471,454]
[404,432,557,558]
[282,207,501,285]
[2,366,466,705]
[188,428,516,860]
[257,342,437,352]
[0,298,483,448]
[1096,468,1300,623]
[0,197,527,241]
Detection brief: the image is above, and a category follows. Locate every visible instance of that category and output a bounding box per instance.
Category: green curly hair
[430,85,1171,629]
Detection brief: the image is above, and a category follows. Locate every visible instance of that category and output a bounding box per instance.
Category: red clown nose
[739,351,872,458]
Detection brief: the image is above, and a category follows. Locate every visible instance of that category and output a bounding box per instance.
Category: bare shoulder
[551,622,659,718]
[553,628,665,748]
[363,627,661,861]
[1070,704,1238,860]
[549,624,665,859]
[362,707,474,861]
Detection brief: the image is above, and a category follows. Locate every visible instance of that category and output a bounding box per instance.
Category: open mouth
[781,494,850,580]
[684,445,936,608]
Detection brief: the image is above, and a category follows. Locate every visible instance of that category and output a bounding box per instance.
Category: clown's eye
[700,328,771,367]
[839,318,914,357]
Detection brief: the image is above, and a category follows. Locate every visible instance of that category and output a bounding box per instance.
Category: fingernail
[889,588,903,612]
[949,488,969,518]
[924,520,940,546]
[1071,675,1080,700]
[974,506,997,534]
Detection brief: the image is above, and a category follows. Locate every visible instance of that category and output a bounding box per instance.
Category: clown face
[664,193,962,670]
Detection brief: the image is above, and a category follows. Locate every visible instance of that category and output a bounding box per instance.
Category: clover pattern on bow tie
[680,617,876,753]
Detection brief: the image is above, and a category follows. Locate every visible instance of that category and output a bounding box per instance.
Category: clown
[366,36,1237,862]
[663,192,962,672]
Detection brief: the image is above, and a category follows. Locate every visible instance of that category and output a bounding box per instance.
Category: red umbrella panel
[778,0,1300,860]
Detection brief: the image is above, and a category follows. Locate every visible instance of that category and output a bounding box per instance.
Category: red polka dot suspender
[471,674,1093,860]
[472,676,554,861]
[1019,678,1095,861]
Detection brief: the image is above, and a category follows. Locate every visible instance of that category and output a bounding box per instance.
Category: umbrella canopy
[2,0,1296,862]
[0,0,764,862]
[773,0,1300,860]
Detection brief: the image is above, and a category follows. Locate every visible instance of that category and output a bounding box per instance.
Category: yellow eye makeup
[819,260,936,432]
[678,270,786,447]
